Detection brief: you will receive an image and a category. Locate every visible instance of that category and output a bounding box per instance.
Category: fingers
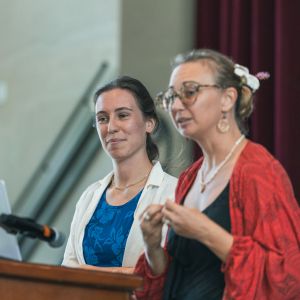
[141,211,164,227]
[139,201,179,230]
[140,206,164,250]
[161,209,175,227]
[139,204,163,224]
[164,199,180,211]
[139,199,175,222]
[143,211,151,221]
[162,200,188,227]
[162,200,180,222]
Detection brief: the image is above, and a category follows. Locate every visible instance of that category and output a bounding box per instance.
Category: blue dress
[83,189,142,266]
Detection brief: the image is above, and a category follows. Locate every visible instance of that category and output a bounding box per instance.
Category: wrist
[144,246,166,276]
[145,244,163,259]
[196,217,233,262]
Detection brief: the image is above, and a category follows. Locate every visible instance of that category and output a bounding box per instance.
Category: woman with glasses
[63,76,177,274]
[135,49,300,299]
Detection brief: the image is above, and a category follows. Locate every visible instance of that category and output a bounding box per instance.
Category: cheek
[193,97,220,121]
[96,125,107,143]
[127,121,147,139]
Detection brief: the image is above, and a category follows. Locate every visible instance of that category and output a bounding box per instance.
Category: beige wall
[0,0,121,204]
[121,0,196,95]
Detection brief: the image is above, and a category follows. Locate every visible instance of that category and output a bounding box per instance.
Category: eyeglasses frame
[155,81,222,111]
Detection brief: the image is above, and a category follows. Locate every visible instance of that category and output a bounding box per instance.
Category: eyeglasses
[155,81,221,111]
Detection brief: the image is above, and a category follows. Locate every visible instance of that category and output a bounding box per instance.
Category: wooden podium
[0,259,143,300]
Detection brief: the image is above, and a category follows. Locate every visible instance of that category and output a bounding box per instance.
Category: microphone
[0,213,65,248]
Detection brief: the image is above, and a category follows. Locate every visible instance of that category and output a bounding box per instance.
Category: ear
[220,87,238,112]
[145,118,156,133]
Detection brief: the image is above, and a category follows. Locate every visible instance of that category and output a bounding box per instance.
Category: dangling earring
[217,112,230,133]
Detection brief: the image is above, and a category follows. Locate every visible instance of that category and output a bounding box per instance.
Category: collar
[144,161,165,189]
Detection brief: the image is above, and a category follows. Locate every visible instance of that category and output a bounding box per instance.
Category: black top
[163,185,231,300]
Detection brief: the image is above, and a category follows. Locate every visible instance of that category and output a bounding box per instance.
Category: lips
[176,117,192,126]
[106,138,126,145]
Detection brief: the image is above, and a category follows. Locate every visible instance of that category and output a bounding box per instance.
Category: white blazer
[62,162,177,267]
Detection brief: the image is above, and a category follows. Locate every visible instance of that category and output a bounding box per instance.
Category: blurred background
[0,0,299,265]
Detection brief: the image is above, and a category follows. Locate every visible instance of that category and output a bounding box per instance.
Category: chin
[108,149,123,157]
[105,147,123,158]
[109,148,134,161]
[177,126,194,138]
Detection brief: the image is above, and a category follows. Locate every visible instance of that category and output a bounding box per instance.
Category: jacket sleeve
[62,187,90,267]
[133,172,186,300]
[223,159,300,299]
[61,200,82,267]
[134,249,171,300]
[62,230,80,267]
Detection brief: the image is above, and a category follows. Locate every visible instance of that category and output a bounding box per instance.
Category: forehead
[169,61,216,88]
[95,88,138,112]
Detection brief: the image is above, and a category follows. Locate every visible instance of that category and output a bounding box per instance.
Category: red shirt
[135,141,300,300]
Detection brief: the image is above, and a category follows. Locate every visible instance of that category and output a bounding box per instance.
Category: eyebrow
[96,107,133,116]
[168,81,201,88]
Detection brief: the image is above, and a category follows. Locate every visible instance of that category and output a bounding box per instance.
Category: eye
[97,115,108,124]
[118,112,130,119]
[183,88,198,99]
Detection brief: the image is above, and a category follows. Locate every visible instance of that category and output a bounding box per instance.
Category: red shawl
[135,141,300,299]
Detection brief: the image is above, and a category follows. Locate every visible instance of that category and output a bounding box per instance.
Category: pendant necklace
[199,135,245,193]
[111,172,150,192]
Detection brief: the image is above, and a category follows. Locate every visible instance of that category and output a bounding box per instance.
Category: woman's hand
[139,204,168,275]
[162,200,233,262]
[139,204,164,250]
[162,200,210,240]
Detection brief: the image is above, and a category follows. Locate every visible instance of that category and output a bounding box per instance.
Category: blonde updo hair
[172,48,255,134]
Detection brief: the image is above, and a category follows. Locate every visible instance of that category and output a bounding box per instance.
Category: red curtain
[195,0,300,202]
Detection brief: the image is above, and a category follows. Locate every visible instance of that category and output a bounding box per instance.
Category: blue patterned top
[82,189,142,266]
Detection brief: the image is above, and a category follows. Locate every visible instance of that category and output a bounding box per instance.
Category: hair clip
[234,64,260,92]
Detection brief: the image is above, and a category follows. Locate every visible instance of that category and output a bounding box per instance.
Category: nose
[107,117,119,134]
[170,96,185,112]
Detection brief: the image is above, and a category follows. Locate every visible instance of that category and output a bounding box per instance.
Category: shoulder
[162,172,178,186]
[149,161,178,187]
[234,140,286,179]
[144,162,178,203]
[232,140,296,208]
[75,173,112,208]
[172,158,203,203]
[230,141,300,238]
[178,157,203,183]
[81,178,106,198]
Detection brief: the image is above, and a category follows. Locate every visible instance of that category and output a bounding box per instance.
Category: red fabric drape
[195,0,300,202]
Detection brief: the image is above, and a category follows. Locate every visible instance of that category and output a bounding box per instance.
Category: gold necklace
[111,172,150,191]
[200,135,245,193]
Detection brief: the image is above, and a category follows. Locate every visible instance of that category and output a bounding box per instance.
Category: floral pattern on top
[83,189,142,266]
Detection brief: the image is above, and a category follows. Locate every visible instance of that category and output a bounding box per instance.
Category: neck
[196,128,245,170]
[111,152,153,187]
[198,132,245,193]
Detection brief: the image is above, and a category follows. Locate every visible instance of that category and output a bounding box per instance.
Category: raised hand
[162,200,209,240]
[139,204,164,250]
[139,204,168,275]
[162,200,233,262]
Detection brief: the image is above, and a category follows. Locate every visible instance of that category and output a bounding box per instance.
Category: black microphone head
[49,228,66,248]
